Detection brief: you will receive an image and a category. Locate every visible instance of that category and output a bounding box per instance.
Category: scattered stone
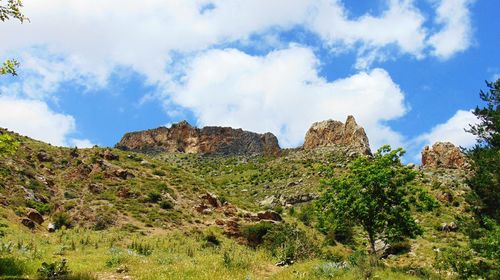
[439,222,458,232]
[200,192,221,208]
[36,151,53,162]
[215,219,225,226]
[437,192,453,203]
[275,258,294,267]
[287,181,298,187]
[259,195,276,208]
[21,218,35,229]
[88,183,103,194]
[27,209,44,225]
[114,169,134,179]
[257,210,282,222]
[283,193,319,205]
[48,223,56,232]
[103,150,119,161]
[116,265,128,273]
[422,142,468,169]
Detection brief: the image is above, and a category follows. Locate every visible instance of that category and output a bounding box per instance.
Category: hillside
[0,120,487,280]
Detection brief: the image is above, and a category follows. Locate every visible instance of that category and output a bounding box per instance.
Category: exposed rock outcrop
[116,121,281,156]
[303,116,371,155]
[421,142,467,169]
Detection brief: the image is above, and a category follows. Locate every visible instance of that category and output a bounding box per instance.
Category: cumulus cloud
[0,96,82,146]
[68,138,95,148]
[428,0,474,59]
[308,0,428,68]
[0,0,474,91]
[167,46,407,149]
[416,110,479,147]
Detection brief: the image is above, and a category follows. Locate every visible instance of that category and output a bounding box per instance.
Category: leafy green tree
[0,0,27,76]
[317,146,423,254]
[466,79,500,221]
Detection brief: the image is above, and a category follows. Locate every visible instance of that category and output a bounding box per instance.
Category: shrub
[262,223,319,261]
[128,240,153,256]
[147,191,161,203]
[159,200,174,210]
[0,257,27,277]
[240,222,274,248]
[27,200,51,215]
[203,232,221,247]
[53,212,72,229]
[152,169,166,176]
[37,259,70,279]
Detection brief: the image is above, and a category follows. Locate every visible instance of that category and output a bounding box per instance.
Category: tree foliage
[466,79,500,221]
[0,0,27,76]
[317,146,424,255]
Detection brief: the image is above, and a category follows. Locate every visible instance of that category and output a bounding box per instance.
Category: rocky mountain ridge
[116,116,372,157]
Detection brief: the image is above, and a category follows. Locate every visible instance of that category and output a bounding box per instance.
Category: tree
[466,79,500,221]
[317,146,423,255]
[0,0,27,76]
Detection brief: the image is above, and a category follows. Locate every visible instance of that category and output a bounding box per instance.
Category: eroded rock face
[421,142,467,169]
[116,121,281,156]
[303,116,371,155]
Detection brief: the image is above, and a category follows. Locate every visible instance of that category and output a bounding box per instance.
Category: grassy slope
[0,131,475,279]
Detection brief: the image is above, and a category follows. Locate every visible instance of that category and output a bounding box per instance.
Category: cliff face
[421,142,468,169]
[116,121,281,156]
[303,115,371,155]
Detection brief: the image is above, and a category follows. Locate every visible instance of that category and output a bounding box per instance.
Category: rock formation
[421,142,467,169]
[116,121,281,156]
[303,115,371,155]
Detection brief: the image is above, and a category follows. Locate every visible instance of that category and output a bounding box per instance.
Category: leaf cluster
[317,145,423,253]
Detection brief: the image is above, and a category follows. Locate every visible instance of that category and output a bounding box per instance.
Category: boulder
[114,169,134,179]
[439,222,458,232]
[102,150,119,161]
[257,210,282,222]
[421,142,467,169]
[48,223,56,232]
[27,209,44,225]
[36,151,53,162]
[21,218,35,229]
[200,192,221,208]
[115,121,281,156]
[303,116,371,155]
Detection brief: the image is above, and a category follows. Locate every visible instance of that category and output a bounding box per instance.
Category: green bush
[147,191,161,203]
[262,223,319,261]
[240,222,274,248]
[37,259,70,279]
[53,212,72,229]
[159,200,174,210]
[0,257,27,277]
[27,200,51,215]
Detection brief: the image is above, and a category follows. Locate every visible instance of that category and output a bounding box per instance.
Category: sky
[0,0,499,162]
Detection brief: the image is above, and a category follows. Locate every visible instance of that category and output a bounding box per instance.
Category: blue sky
[0,0,498,162]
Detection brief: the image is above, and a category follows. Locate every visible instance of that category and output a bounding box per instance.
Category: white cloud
[0,96,76,146]
[0,0,474,92]
[68,138,95,148]
[428,0,474,59]
[167,46,407,149]
[308,0,428,68]
[416,110,478,147]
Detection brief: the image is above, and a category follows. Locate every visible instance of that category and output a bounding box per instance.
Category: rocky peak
[116,121,281,156]
[303,115,371,155]
[421,142,468,169]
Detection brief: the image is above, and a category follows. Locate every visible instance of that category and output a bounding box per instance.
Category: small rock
[21,218,35,229]
[275,258,294,267]
[116,265,128,273]
[114,169,134,179]
[200,192,221,208]
[103,150,119,161]
[27,209,44,225]
[48,223,56,232]
[257,210,282,221]
[439,222,458,232]
[36,151,53,162]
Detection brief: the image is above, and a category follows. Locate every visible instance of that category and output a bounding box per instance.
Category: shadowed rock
[116,121,281,156]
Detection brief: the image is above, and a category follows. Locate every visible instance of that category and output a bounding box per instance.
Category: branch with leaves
[1,0,28,76]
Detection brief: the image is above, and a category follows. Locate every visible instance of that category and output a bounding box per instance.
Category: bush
[262,223,319,261]
[435,247,499,280]
[159,200,174,210]
[203,232,221,247]
[37,259,70,279]
[147,191,161,203]
[27,200,51,215]
[53,212,72,229]
[240,222,274,248]
[0,257,27,277]
[128,240,153,256]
